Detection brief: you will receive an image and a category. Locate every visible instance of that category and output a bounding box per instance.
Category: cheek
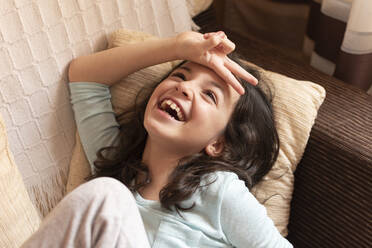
[146,80,174,106]
[145,83,167,111]
[195,103,221,121]
[193,105,227,133]
[143,89,162,128]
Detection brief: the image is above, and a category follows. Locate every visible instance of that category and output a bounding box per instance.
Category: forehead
[178,62,241,104]
[180,61,223,84]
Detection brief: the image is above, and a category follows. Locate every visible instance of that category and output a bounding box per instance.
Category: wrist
[162,36,179,61]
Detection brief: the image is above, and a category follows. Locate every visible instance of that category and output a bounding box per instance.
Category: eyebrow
[179,66,226,95]
[179,66,191,73]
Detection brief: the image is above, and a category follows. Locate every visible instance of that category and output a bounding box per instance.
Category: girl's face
[144,62,241,157]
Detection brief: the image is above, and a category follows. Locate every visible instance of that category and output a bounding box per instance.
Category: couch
[1,2,370,247]
[193,4,372,248]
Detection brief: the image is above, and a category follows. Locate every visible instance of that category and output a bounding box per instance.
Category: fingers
[212,63,246,95]
[225,57,258,86]
[203,31,235,54]
[202,31,258,93]
[203,35,221,50]
[215,39,235,54]
[203,31,225,39]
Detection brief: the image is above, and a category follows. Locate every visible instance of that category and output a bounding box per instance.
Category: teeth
[160,99,185,121]
[161,100,168,109]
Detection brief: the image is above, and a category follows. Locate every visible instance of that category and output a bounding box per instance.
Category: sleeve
[220,178,293,248]
[69,82,120,173]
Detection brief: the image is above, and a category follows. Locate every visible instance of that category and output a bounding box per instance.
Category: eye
[205,90,217,104]
[171,72,186,80]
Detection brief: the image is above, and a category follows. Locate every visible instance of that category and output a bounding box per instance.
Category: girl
[22,31,293,247]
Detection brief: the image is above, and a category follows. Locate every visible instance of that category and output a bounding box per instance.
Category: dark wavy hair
[89,53,280,216]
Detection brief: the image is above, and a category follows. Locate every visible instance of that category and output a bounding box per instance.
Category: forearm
[68,37,178,85]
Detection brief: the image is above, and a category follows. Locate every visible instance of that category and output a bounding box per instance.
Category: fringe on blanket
[26,166,69,218]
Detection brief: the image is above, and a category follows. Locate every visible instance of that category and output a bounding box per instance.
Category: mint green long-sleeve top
[69,82,293,248]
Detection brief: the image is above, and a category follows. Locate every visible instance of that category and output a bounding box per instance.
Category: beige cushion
[242,60,326,235]
[66,29,326,236]
[186,0,214,17]
[0,114,41,247]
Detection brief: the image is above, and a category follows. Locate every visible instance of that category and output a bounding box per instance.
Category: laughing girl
[22,31,293,248]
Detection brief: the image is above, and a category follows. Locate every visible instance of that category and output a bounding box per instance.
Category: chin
[144,118,171,140]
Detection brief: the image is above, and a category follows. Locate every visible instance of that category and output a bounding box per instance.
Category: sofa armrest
[285,59,372,248]
[288,107,372,248]
[282,47,372,247]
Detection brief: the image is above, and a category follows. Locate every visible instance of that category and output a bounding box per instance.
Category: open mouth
[158,99,186,122]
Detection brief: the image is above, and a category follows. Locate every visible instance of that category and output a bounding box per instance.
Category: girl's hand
[174,31,258,95]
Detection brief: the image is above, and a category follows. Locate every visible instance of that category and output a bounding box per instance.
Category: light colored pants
[22,177,151,248]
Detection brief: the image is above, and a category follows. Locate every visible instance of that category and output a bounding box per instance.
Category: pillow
[186,0,214,17]
[66,29,326,236]
[0,113,41,247]
[242,60,326,235]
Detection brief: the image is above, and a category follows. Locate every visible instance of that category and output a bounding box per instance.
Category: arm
[68,37,178,85]
[68,31,258,171]
[68,37,180,169]
[69,83,120,171]
[68,31,257,93]
[220,178,293,248]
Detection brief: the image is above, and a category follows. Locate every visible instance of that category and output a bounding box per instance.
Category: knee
[71,177,135,204]
[88,177,128,190]
[89,177,132,195]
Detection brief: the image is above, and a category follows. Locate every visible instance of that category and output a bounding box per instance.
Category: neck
[140,136,183,189]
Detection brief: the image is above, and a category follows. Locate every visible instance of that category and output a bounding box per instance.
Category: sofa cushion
[66,29,326,236]
[0,113,41,247]
[242,60,326,236]
[186,0,214,17]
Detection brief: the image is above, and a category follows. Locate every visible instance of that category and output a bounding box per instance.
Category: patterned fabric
[0,0,193,217]
[0,113,41,248]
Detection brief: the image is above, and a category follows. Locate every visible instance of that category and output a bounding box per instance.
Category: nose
[176,81,193,100]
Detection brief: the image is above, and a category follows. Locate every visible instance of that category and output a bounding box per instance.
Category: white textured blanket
[0,0,194,216]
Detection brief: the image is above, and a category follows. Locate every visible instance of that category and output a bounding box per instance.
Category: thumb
[203,35,221,50]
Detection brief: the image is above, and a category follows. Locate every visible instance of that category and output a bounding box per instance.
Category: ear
[205,137,225,157]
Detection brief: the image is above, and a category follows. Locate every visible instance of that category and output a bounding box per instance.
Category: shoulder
[199,171,263,213]
[197,171,251,205]
[182,171,256,211]
[200,171,245,194]
[182,171,239,209]
[201,170,237,186]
